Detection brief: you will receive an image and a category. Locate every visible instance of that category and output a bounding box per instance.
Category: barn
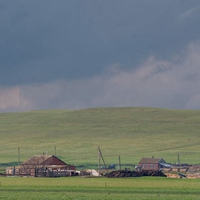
[6,155,76,177]
[138,157,169,171]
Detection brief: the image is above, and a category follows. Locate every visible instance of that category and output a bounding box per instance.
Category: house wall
[139,163,159,171]
[67,165,76,170]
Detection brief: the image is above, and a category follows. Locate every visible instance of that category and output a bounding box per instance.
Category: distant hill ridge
[0,107,200,167]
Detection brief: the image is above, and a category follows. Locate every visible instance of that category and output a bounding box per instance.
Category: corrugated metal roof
[22,155,67,165]
[139,158,165,164]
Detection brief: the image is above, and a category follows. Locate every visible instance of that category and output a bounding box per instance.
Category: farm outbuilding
[138,157,170,171]
[6,155,76,177]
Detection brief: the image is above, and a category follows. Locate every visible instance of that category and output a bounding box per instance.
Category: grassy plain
[0,107,200,168]
[0,176,200,200]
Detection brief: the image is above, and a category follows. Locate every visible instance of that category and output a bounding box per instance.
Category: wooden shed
[6,155,76,177]
[138,157,168,171]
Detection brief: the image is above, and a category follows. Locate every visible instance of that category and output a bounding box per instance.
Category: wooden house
[138,157,169,171]
[6,155,76,177]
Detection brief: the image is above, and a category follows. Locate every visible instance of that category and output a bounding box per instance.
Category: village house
[6,155,76,177]
[138,157,171,171]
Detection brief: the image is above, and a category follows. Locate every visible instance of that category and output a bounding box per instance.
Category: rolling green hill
[0,107,200,168]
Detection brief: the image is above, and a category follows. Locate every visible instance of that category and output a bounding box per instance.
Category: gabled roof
[139,158,165,164]
[22,155,67,166]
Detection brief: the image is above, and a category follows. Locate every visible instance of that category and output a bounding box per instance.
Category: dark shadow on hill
[0,162,20,168]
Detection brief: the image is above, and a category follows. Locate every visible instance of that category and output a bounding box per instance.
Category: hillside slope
[0,107,200,167]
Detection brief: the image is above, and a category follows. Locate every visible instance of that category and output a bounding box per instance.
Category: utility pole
[98,146,108,173]
[178,153,180,165]
[118,155,121,170]
[18,147,20,166]
[98,148,100,175]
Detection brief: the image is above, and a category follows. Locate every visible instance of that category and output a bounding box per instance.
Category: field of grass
[0,176,199,200]
[0,107,200,169]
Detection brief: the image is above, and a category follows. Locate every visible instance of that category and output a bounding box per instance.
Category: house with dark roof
[138,157,170,171]
[6,155,76,177]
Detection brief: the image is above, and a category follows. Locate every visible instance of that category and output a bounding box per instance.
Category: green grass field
[0,107,200,169]
[0,176,200,200]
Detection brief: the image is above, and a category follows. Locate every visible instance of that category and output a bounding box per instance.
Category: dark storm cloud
[1,0,200,111]
[1,41,200,112]
[1,0,200,86]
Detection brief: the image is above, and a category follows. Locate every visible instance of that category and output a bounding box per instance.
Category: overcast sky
[1,0,200,112]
